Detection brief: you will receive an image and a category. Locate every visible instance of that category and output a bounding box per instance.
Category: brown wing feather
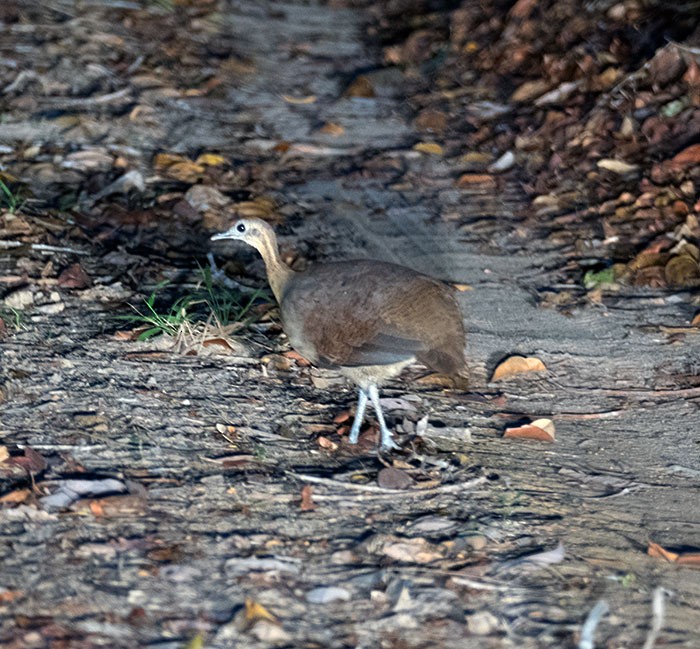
[280,260,465,373]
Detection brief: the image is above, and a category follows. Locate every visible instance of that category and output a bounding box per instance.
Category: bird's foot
[379,429,401,452]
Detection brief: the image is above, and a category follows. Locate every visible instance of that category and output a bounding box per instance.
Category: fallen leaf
[317,436,338,451]
[57,263,92,289]
[0,590,23,603]
[491,355,547,381]
[245,598,278,624]
[504,419,556,442]
[344,75,374,98]
[648,541,679,562]
[333,410,351,424]
[281,94,317,104]
[0,488,31,504]
[282,350,312,366]
[672,143,700,165]
[318,122,345,136]
[195,153,227,166]
[0,446,8,463]
[665,254,700,286]
[7,447,47,473]
[597,159,639,175]
[691,313,700,327]
[648,541,700,567]
[377,467,413,490]
[300,484,316,511]
[456,173,496,188]
[413,142,444,155]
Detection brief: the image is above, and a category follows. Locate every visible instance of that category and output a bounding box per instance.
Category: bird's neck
[256,234,294,302]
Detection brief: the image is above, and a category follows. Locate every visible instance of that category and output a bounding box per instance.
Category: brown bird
[211,218,466,451]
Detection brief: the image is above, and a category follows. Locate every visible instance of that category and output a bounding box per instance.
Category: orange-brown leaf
[504,419,555,442]
[492,355,547,381]
[300,484,316,511]
[647,541,679,562]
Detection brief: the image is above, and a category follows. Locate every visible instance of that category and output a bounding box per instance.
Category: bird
[211,218,466,451]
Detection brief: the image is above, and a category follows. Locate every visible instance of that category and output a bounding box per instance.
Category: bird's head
[210,218,275,252]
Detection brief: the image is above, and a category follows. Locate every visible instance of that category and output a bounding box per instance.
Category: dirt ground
[1,1,700,648]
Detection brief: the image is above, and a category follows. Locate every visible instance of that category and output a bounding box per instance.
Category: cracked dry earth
[1,1,700,648]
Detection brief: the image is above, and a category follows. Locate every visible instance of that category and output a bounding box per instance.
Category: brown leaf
[691,313,700,327]
[282,350,312,366]
[0,590,23,603]
[377,467,413,490]
[344,75,374,98]
[57,263,92,289]
[413,142,444,156]
[676,554,700,566]
[0,488,31,504]
[317,436,338,451]
[300,484,316,511]
[281,94,317,104]
[672,143,700,166]
[333,410,351,424]
[0,317,7,339]
[456,173,496,188]
[647,541,679,562]
[509,0,538,19]
[318,122,345,137]
[665,254,700,286]
[491,355,547,381]
[245,598,278,624]
[7,447,47,474]
[504,419,556,442]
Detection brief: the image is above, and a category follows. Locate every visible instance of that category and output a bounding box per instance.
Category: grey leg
[368,384,400,451]
[348,388,368,444]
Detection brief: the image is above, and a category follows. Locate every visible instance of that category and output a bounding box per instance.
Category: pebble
[306,586,351,604]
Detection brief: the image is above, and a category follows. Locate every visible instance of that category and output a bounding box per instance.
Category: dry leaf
[344,75,374,98]
[245,598,278,624]
[0,590,23,603]
[333,410,351,424]
[0,488,31,504]
[57,263,92,289]
[317,436,338,451]
[377,467,413,490]
[597,159,639,175]
[648,541,679,562]
[456,173,497,188]
[282,350,312,366]
[0,446,9,463]
[691,313,700,327]
[648,541,700,567]
[504,419,556,442]
[300,484,316,511]
[318,122,345,136]
[413,142,444,155]
[281,94,317,104]
[195,153,227,166]
[491,355,547,381]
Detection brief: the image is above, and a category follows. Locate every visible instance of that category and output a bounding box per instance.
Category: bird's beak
[210,231,231,241]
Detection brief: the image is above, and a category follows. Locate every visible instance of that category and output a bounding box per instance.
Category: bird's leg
[368,384,400,451]
[348,388,368,444]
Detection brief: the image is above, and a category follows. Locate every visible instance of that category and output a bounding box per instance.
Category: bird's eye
[236,223,246,233]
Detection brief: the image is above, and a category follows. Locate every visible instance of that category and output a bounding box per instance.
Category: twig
[0,241,89,255]
[290,472,487,495]
[578,599,609,649]
[642,587,669,649]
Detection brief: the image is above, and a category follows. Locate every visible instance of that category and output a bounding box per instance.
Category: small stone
[306,586,351,604]
[466,610,499,635]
